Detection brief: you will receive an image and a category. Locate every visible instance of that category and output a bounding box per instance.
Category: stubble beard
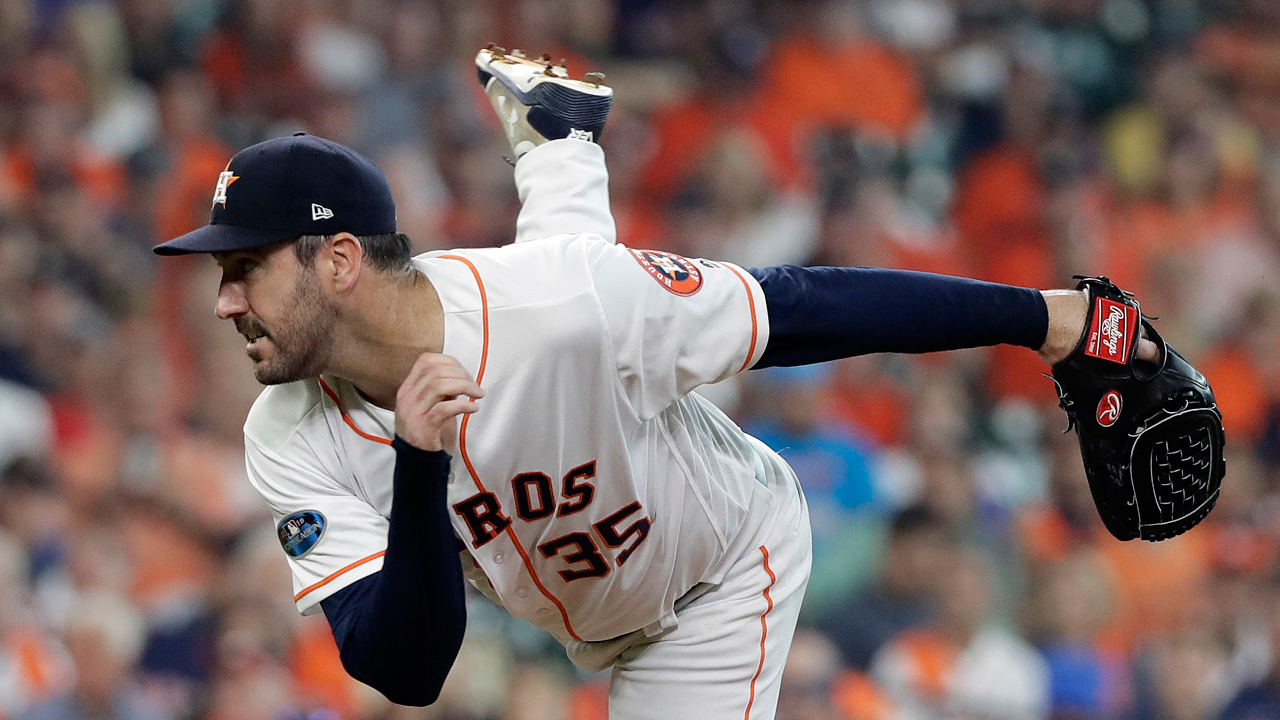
[249,267,338,385]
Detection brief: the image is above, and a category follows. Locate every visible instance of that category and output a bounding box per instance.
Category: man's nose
[215,282,248,320]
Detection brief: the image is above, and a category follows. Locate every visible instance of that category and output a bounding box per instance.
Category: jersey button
[493,552,504,564]
[536,608,553,617]
[515,586,529,598]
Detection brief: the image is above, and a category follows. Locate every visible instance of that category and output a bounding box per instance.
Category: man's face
[214,243,337,385]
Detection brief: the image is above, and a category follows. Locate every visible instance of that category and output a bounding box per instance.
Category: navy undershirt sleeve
[748,265,1049,368]
[320,438,465,707]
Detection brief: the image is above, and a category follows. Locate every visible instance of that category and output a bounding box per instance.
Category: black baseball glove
[1050,276,1225,542]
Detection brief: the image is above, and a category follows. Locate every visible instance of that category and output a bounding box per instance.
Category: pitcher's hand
[1038,290,1159,366]
[395,353,485,454]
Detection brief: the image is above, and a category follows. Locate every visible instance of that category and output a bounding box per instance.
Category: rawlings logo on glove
[1085,299,1136,363]
[1050,277,1226,542]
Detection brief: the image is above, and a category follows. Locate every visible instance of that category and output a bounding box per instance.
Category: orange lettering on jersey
[628,249,704,296]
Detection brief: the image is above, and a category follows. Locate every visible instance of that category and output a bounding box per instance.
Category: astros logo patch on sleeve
[277,510,326,558]
[628,249,703,296]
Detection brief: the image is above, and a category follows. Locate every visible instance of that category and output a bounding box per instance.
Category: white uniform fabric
[243,139,813,718]
[608,435,810,720]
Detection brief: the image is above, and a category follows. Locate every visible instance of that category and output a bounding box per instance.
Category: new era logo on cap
[312,203,334,220]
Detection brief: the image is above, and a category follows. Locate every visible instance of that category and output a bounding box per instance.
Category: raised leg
[476,46,617,244]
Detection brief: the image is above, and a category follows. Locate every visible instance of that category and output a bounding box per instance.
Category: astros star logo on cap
[212,169,239,207]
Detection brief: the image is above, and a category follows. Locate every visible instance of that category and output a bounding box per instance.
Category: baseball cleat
[476,44,613,159]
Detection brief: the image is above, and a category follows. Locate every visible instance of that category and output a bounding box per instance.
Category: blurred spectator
[1023,553,1124,719]
[0,530,68,718]
[871,549,1050,720]
[1018,430,1111,569]
[777,629,845,720]
[0,1,1276,717]
[746,364,880,613]
[672,126,820,269]
[502,663,570,720]
[0,459,71,603]
[818,503,951,670]
[826,356,910,453]
[1131,633,1230,720]
[17,591,170,720]
[1221,578,1280,720]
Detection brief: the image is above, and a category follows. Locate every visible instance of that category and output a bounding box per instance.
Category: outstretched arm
[320,354,485,706]
[748,266,1155,369]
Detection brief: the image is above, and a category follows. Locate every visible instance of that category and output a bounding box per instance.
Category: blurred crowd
[2,0,1280,718]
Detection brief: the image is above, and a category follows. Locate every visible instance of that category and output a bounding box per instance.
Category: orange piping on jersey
[745,546,776,720]
[440,255,584,642]
[294,551,387,602]
[725,265,760,373]
[317,377,393,446]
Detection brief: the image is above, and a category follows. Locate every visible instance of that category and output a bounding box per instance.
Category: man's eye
[241,260,258,274]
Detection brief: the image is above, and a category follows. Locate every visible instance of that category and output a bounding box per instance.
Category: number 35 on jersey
[451,460,653,582]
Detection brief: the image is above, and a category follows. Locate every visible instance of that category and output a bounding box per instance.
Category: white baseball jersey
[244,232,776,643]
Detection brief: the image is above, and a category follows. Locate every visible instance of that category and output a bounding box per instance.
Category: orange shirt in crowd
[1102,193,1257,298]
[1096,530,1214,654]
[153,138,234,244]
[830,361,910,449]
[874,629,956,701]
[1198,345,1269,442]
[759,34,925,142]
[640,33,923,204]
[0,626,69,716]
[289,618,357,719]
[834,669,895,720]
[1021,502,1218,655]
[1197,24,1280,95]
[121,502,218,608]
[1017,505,1107,568]
[952,146,1057,400]
[569,681,610,720]
[0,143,126,213]
[638,96,803,203]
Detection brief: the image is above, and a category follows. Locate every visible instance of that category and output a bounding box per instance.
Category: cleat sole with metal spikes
[476,46,610,97]
[475,45,613,157]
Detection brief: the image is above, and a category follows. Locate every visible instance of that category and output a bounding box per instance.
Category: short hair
[888,502,945,539]
[293,233,412,273]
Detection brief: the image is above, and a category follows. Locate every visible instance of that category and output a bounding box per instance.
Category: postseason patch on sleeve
[277,510,326,558]
[1084,297,1137,364]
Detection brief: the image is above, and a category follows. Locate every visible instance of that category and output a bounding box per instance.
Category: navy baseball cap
[153,133,396,255]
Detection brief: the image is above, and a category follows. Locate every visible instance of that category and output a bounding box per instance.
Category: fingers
[403,377,484,408]
[1136,337,1160,363]
[398,354,485,404]
[425,397,481,424]
[395,353,484,453]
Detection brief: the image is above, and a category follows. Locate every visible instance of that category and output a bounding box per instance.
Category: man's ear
[325,233,363,294]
